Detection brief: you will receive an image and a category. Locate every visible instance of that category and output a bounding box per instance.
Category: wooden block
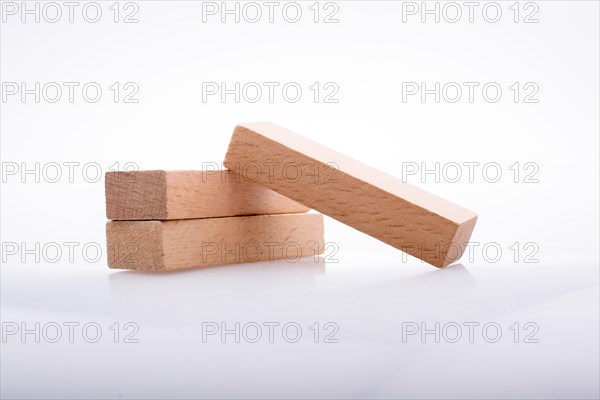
[107,213,324,271]
[224,122,478,268]
[105,170,309,220]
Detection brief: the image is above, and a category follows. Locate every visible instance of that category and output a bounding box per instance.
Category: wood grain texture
[105,170,309,220]
[224,122,478,268]
[107,213,324,271]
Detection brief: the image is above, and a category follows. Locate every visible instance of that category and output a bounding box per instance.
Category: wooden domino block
[107,213,324,271]
[224,122,478,268]
[105,170,309,220]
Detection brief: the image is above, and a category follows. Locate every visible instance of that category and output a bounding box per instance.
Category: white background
[1,1,599,399]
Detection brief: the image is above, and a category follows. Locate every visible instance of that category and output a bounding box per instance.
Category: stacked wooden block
[106,122,478,271]
[105,170,324,271]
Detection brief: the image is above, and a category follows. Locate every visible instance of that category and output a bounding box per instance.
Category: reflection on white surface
[1,260,598,399]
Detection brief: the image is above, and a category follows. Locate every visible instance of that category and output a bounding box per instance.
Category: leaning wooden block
[107,213,324,271]
[105,170,309,220]
[224,122,477,268]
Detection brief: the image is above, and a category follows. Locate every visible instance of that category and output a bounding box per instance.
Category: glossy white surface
[1,260,599,399]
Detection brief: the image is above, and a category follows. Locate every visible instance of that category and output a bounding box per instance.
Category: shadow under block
[224,122,478,268]
[107,213,324,271]
[105,170,309,220]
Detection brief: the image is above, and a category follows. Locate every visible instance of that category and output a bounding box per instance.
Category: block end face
[397,214,478,268]
[439,214,478,267]
[105,170,168,220]
[106,220,164,271]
